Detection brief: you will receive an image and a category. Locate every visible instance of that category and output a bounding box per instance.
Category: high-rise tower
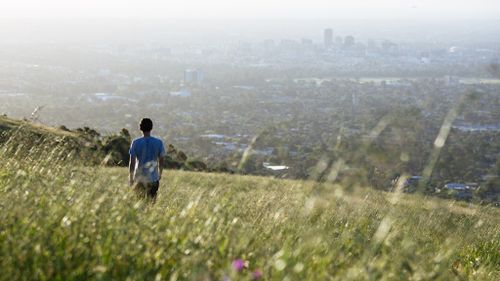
[324,28,333,48]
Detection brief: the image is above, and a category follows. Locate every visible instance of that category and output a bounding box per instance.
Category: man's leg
[147,181,160,201]
[134,182,147,199]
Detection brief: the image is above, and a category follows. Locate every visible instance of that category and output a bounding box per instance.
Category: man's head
[139,118,153,132]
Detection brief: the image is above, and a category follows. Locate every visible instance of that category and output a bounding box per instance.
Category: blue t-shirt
[129,136,166,183]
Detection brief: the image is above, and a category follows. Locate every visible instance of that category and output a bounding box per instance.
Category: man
[129,118,166,200]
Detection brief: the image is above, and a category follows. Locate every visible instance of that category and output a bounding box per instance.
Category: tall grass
[1,125,499,280]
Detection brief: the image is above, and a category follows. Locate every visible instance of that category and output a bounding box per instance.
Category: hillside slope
[1,115,499,280]
[0,115,133,166]
[0,115,100,163]
[1,165,500,280]
[0,115,217,170]
[0,115,78,137]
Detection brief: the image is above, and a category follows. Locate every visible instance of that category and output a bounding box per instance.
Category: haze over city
[2,0,500,19]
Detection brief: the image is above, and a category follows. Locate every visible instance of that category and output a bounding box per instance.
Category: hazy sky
[2,0,500,20]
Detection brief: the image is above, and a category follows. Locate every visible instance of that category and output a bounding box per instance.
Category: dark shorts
[134,181,160,200]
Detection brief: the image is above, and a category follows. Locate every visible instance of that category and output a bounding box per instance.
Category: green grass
[2,167,500,280]
[1,118,499,280]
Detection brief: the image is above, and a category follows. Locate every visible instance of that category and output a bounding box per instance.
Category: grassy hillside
[0,115,100,164]
[0,115,78,137]
[0,115,131,167]
[1,117,499,280]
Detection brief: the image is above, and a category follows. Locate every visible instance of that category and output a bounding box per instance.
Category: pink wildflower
[232,259,245,271]
[252,269,263,280]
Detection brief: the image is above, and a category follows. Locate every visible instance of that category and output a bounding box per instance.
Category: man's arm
[158,140,166,181]
[129,156,136,186]
[158,156,164,180]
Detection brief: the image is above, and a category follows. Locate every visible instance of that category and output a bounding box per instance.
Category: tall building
[184,69,204,84]
[324,28,333,48]
[344,36,355,48]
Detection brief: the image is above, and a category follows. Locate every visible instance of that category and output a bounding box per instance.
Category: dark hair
[139,118,153,132]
